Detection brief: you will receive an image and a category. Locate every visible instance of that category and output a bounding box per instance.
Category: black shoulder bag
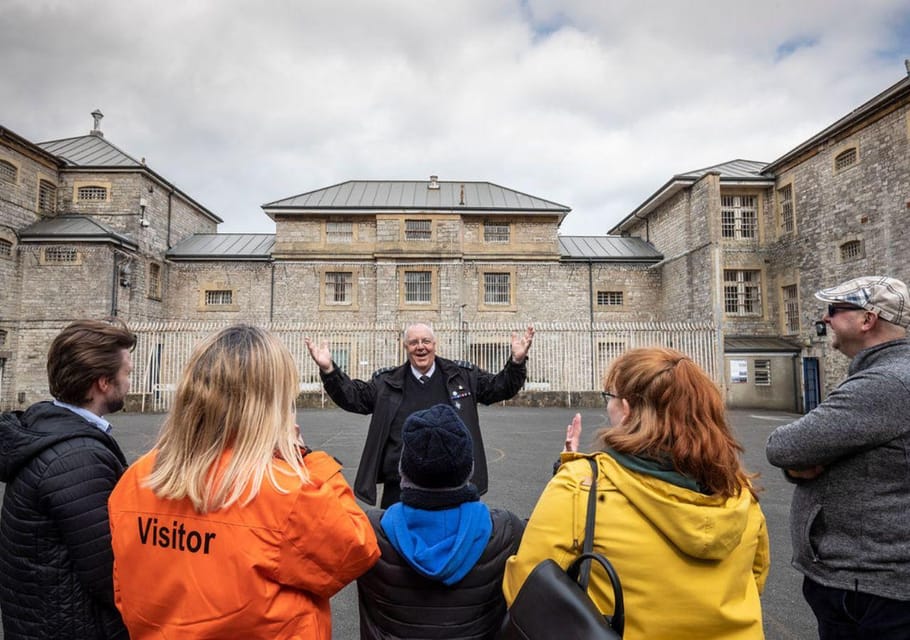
[501,457,625,640]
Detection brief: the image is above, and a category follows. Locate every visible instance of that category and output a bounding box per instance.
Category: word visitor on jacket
[137,516,217,554]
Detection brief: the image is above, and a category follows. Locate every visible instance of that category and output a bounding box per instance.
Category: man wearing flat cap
[767,276,910,639]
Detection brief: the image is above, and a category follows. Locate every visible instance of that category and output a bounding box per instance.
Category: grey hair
[402,323,436,341]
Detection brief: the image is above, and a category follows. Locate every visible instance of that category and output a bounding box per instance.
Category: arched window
[0,159,17,183]
[834,148,858,171]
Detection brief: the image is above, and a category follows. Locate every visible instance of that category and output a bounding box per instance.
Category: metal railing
[130,321,718,412]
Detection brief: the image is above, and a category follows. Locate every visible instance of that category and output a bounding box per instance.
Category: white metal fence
[130,321,718,412]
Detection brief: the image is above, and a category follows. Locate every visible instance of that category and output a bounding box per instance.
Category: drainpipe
[111,252,120,316]
[269,261,275,322]
[166,188,174,248]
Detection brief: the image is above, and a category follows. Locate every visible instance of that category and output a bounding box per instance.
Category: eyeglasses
[827,304,866,317]
[601,391,617,404]
[405,338,435,347]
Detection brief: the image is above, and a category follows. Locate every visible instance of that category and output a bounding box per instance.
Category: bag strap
[578,456,599,588]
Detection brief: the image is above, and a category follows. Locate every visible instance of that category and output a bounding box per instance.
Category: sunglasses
[827,304,866,317]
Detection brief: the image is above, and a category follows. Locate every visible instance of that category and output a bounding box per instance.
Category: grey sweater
[766,338,910,600]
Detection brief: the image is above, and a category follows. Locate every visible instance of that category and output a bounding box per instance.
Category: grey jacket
[766,338,910,599]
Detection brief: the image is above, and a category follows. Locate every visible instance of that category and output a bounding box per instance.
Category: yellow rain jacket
[503,452,769,639]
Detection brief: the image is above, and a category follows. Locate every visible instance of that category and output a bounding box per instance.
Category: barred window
[0,239,11,257]
[782,284,799,334]
[0,329,6,347]
[205,290,233,305]
[324,271,353,304]
[38,180,56,215]
[77,185,108,201]
[835,148,857,171]
[148,263,161,299]
[724,270,761,316]
[721,195,757,239]
[405,219,431,240]
[0,160,17,183]
[596,291,624,307]
[483,222,510,243]
[326,221,353,243]
[43,246,79,263]
[778,185,794,234]
[840,240,863,261]
[754,360,772,386]
[483,273,511,305]
[404,271,432,303]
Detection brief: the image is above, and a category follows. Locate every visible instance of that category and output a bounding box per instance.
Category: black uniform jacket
[320,355,527,504]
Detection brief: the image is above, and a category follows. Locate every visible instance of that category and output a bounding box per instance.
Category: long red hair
[597,347,758,499]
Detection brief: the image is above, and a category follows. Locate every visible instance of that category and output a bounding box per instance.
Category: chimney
[905,59,910,76]
[428,175,440,190]
[90,109,104,137]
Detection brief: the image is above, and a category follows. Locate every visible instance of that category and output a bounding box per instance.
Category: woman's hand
[563,413,582,452]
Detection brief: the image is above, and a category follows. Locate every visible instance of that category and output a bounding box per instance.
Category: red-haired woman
[503,347,769,639]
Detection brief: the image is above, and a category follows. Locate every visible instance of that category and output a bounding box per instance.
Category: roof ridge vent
[428,175,440,190]
[90,109,104,137]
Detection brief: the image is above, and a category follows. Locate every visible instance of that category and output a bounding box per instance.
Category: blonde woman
[504,347,769,639]
[109,325,379,639]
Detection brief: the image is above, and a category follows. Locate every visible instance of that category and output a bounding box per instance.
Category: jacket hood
[380,501,492,585]
[583,453,753,561]
[0,402,110,482]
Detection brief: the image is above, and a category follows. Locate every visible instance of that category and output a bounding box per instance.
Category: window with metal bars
[148,263,162,299]
[0,239,11,257]
[778,185,794,234]
[0,160,17,183]
[782,284,799,334]
[43,246,79,263]
[754,360,772,386]
[724,270,761,315]
[484,273,511,305]
[596,291,623,307]
[38,180,56,214]
[483,222,510,243]
[835,148,857,171]
[324,271,353,304]
[721,195,757,239]
[326,221,353,243]
[404,271,432,303]
[77,185,108,201]
[405,219,431,240]
[205,290,233,306]
[0,329,6,347]
[840,240,863,261]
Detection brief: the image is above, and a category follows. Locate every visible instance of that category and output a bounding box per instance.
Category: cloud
[2,0,908,235]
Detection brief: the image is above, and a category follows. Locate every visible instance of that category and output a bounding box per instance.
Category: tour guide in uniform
[305,323,534,507]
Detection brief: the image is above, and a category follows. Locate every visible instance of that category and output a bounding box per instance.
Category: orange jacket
[109,449,379,639]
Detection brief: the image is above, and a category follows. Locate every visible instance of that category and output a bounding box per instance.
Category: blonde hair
[598,347,757,499]
[146,325,308,513]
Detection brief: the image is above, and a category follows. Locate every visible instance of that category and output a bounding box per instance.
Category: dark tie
[419,375,430,384]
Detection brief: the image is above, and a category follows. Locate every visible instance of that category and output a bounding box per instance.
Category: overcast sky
[2,0,908,235]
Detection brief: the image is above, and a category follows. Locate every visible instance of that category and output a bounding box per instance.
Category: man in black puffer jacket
[0,319,135,640]
[357,404,525,639]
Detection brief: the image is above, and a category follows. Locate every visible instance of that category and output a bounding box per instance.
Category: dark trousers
[380,481,401,508]
[803,576,910,640]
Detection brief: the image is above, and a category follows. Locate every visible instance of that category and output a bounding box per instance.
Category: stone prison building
[1,67,908,413]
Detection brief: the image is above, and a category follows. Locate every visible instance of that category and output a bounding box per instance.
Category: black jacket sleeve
[474,358,527,405]
[320,363,378,415]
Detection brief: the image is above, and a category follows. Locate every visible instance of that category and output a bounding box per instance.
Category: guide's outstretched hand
[304,337,334,374]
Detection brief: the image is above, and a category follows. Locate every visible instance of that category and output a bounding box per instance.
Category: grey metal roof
[610,158,773,233]
[677,159,769,180]
[724,336,802,353]
[559,235,662,262]
[764,73,910,172]
[38,134,142,168]
[263,180,571,219]
[167,234,275,261]
[18,215,138,250]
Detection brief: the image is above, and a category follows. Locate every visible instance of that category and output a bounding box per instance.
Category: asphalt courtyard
[0,406,815,639]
